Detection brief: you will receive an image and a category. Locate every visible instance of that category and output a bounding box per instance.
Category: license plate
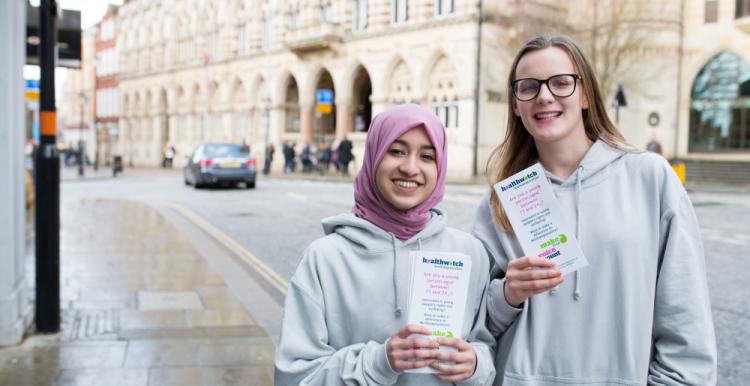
[218,162,241,168]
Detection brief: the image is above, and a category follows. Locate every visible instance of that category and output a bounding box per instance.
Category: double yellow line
[167,203,289,295]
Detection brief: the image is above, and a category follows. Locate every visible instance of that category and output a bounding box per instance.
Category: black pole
[35,0,61,334]
[472,0,483,177]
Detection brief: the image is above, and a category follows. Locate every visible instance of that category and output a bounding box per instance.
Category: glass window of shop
[689,52,750,153]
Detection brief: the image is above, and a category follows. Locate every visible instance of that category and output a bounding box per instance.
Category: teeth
[395,180,417,188]
[535,112,560,119]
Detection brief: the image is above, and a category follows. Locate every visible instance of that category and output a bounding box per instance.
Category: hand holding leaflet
[493,163,588,276]
[405,252,472,374]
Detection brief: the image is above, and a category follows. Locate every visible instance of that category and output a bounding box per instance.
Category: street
[45,168,750,385]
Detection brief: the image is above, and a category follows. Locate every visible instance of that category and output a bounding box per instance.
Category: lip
[533,110,562,124]
[392,179,422,193]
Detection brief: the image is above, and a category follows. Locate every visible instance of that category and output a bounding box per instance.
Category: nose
[398,154,419,176]
[536,82,555,104]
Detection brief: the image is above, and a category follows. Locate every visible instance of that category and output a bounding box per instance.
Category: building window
[435,0,455,16]
[738,0,750,18]
[237,27,247,55]
[689,52,750,152]
[705,1,718,22]
[288,8,301,29]
[262,17,273,52]
[353,0,368,31]
[392,0,408,24]
[320,1,333,23]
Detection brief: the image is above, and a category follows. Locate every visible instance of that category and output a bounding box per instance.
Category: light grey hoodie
[473,140,717,386]
[274,209,496,386]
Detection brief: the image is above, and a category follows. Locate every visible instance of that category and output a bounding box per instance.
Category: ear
[512,99,521,117]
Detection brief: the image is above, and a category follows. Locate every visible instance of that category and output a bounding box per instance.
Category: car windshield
[203,144,249,158]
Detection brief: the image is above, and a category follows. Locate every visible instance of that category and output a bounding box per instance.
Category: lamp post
[78,91,88,177]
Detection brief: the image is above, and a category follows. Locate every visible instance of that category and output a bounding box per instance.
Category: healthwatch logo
[499,170,538,192]
[539,234,568,249]
[422,257,464,267]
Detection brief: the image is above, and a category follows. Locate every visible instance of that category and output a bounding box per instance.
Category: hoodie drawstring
[574,165,583,301]
[391,234,402,318]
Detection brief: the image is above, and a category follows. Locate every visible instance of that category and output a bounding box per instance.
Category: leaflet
[405,251,471,374]
[493,163,588,276]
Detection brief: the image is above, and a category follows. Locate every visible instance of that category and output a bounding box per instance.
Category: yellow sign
[316,103,332,114]
[25,90,39,101]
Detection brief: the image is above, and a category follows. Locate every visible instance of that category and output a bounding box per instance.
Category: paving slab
[0,199,274,386]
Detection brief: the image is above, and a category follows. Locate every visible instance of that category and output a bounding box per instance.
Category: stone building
[94,5,121,166]
[113,0,750,180]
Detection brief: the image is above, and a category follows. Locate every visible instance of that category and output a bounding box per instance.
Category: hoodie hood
[322,208,447,248]
[544,139,627,187]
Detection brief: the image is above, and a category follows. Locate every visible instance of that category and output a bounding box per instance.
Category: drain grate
[62,309,119,341]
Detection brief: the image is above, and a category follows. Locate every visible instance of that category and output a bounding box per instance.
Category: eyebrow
[392,139,435,151]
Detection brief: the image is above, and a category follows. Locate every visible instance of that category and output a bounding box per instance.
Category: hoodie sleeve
[648,191,717,386]
[457,245,497,386]
[472,196,522,337]
[274,253,399,386]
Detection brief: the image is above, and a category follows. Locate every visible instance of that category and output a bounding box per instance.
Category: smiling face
[375,126,438,211]
[512,47,589,146]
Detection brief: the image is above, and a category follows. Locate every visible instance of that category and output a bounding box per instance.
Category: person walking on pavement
[473,34,716,385]
[275,104,496,386]
[317,142,331,175]
[337,134,354,176]
[646,132,663,155]
[282,141,296,174]
[263,143,275,175]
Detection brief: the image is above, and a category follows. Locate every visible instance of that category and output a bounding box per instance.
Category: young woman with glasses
[473,34,717,385]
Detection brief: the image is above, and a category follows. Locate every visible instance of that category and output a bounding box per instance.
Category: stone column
[300,104,314,144]
[0,0,31,347]
[335,100,353,140]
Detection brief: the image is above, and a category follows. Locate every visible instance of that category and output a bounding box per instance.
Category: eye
[388,148,406,157]
[551,77,571,88]
[421,152,436,162]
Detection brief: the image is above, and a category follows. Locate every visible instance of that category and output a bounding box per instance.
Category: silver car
[184,143,257,189]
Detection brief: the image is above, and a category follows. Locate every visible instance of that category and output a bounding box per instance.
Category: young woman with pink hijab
[275,104,496,385]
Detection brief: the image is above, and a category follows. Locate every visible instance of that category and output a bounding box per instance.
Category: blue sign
[316,89,334,105]
[26,79,40,90]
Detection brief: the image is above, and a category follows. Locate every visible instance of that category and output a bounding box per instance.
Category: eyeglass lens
[514,74,577,101]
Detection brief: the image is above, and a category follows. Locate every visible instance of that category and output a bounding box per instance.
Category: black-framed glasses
[511,74,582,101]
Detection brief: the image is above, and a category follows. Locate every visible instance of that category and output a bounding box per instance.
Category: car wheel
[246,181,256,189]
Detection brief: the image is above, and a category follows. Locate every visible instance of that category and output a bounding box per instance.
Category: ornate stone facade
[114,0,750,178]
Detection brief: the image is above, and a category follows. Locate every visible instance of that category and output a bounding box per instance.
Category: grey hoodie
[473,140,717,386]
[274,209,496,386]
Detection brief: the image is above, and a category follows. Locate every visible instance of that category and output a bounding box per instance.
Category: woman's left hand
[430,337,477,382]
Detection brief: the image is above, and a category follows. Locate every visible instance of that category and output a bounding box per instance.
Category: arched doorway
[313,69,336,145]
[284,75,300,135]
[689,52,750,152]
[352,65,372,133]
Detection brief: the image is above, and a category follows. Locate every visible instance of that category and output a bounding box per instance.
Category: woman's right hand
[386,324,440,372]
[503,256,563,307]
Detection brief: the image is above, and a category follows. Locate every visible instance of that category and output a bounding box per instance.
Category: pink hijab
[353,104,447,240]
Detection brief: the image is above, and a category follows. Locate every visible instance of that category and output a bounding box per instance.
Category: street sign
[316,89,333,115]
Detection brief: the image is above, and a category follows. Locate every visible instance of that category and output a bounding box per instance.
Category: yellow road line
[167,202,289,295]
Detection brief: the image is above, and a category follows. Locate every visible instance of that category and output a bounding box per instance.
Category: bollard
[670,161,686,185]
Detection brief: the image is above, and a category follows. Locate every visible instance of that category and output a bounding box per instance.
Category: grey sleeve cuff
[487,278,522,334]
[364,339,399,385]
[457,342,496,386]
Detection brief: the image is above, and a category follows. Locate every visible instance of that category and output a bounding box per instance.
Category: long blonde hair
[487,34,630,231]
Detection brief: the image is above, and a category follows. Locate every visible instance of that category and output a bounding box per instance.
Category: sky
[25,0,124,82]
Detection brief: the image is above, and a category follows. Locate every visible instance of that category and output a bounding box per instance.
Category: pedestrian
[164,145,176,168]
[301,143,313,173]
[282,141,296,174]
[338,134,353,176]
[473,34,716,385]
[263,143,275,175]
[274,104,496,385]
[646,132,663,155]
[317,142,331,175]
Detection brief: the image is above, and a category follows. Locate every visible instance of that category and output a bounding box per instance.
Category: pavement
[4,164,748,386]
[0,192,279,385]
